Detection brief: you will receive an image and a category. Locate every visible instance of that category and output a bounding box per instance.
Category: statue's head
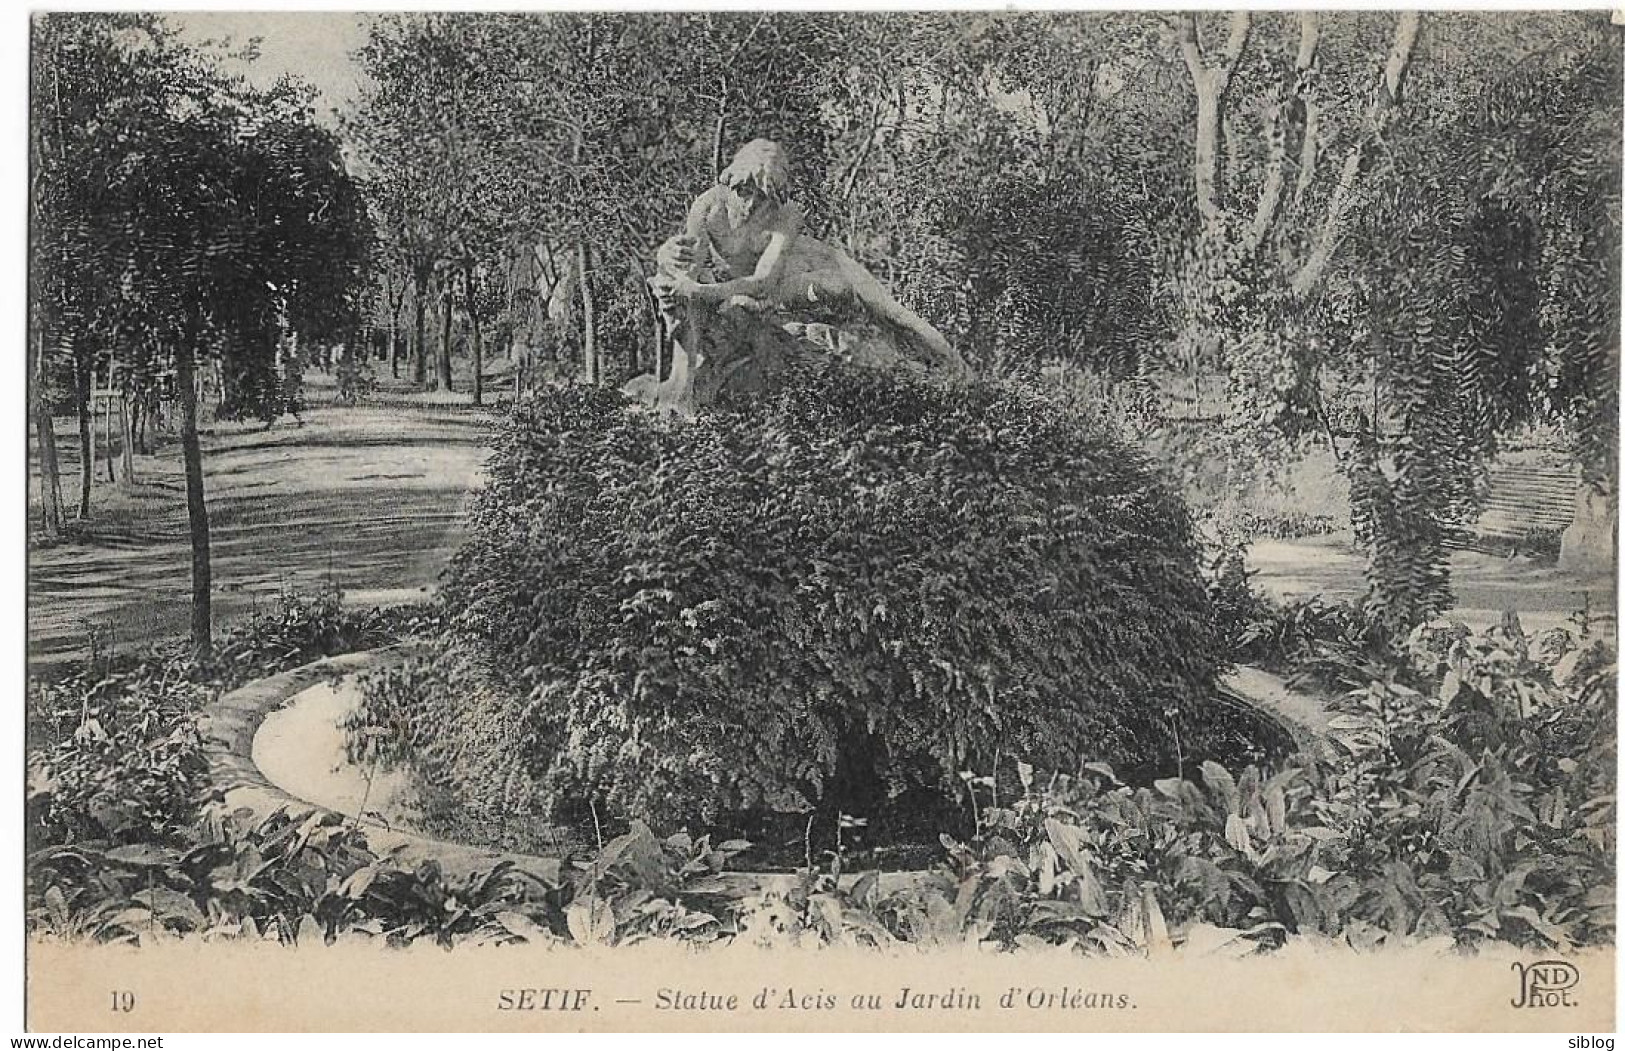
[718,139,791,211]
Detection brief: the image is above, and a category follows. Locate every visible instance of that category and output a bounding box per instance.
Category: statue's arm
[680,192,714,273]
[658,190,720,277]
[681,206,802,304]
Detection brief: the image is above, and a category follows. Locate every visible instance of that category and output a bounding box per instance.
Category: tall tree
[1159,11,1621,628]
[31,14,172,529]
[36,16,370,655]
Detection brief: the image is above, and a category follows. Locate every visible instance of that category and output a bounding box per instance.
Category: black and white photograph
[20,6,1621,1034]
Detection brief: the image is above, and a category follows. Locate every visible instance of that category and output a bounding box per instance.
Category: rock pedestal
[1559,478,1617,577]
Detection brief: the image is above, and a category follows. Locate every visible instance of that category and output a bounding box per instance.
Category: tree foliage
[34,14,369,424]
[346,13,1619,631]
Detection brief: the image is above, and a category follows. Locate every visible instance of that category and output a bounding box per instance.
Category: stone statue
[624,139,968,413]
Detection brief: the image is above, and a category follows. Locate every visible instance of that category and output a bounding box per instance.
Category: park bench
[1452,458,1578,560]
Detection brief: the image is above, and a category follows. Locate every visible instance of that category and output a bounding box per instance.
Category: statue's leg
[643,252,709,414]
[833,256,966,374]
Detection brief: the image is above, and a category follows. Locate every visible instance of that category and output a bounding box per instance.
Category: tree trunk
[388,282,402,378]
[118,392,134,489]
[839,96,886,251]
[74,353,92,520]
[1291,12,1421,297]
[464,268,483,406]
[102,391,115,483]
[132,392,146,456]
[174,337,212,659]
[569,104,598,385]
[1246,14,1321,261]
[412,270,430,386]
[213,357,231,413]
[437,283,454,392]
[1177,13,1251,232]
[711,95,728,178]
[625,251,660,380]
[32,330,63,536]
[1190,87,1222,225]
[651,308,664,383]
[577,240,598,384]
[1289,14,1323,213]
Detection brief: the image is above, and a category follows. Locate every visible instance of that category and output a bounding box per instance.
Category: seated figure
[630,139,967,412]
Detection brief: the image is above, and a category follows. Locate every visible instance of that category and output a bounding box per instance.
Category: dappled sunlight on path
[28,405,491,669]
[1250,532,1616,636]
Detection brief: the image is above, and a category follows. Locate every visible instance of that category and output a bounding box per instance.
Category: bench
[1450,459,1578,560]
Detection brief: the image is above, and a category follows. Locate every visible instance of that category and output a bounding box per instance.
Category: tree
[1149,12,1620,630]
[351,15,466,391]
[34,15,370,655]
[338,12,1616,630]
[31,14,175,528]
[1330,19,1622,623]
[353,13,849,391]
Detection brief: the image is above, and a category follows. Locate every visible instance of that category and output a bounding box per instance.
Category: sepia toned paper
[20,943,1619,1033]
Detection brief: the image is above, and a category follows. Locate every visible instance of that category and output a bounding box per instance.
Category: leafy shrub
[340,650,562,851]
[756,621,1614,954]
[1203,543,1278,660]
[436,365,1225,828]
[1203,544,1381,674]
[29,801,742,950]
[1215,507,1340,542]
[560,822,752,946]
[28,802,566,948]
[31,611,1610,955]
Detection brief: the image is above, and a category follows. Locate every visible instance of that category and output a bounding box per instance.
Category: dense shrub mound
[434,365,1225,828]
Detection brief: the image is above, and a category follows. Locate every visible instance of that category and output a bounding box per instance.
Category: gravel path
[28,404,491,670]
[1249,533,1615,637]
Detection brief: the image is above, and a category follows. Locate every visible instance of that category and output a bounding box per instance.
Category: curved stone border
[200,646,834,896]
[199,644,568,884]
[1220,667,1337,759]
[202,646,1336,895]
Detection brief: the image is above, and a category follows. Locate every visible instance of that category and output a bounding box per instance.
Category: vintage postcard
[22,7,1620,1034]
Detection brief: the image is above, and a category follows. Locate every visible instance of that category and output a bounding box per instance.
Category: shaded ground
[29,404,491,670]
[1250,532,1617,637]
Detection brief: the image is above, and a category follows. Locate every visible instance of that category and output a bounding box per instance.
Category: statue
[624,139,968,413]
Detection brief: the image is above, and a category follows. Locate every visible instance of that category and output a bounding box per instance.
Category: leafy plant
[562,822,751,946]
[772,619,1617,956]
[28,803,566,949]
[434,364,1225,828]
[27,589,430,852]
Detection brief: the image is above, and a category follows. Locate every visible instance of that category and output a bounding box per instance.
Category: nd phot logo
[1510,959,1580,1008]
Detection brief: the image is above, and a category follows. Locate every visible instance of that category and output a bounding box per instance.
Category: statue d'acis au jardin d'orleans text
[623,139,970,414]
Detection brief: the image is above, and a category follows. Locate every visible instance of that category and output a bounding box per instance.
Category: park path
[28,405,492,671]
[1249,534,1616,637]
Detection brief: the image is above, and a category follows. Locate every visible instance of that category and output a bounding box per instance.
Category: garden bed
[210,644,1321,879]
[35,612,1614,954]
